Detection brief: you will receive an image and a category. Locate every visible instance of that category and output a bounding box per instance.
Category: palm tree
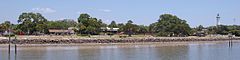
[3,21,10,31]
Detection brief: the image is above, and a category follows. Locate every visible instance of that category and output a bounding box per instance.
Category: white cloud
[32,8,56,13]
[102,9,112,13]
[76,8,112,14]
[85,8,112,13]
[98,9,112,13]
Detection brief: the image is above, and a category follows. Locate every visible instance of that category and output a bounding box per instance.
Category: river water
[1,41,240,60]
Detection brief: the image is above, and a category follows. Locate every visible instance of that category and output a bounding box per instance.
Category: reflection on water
[1,42,240,60]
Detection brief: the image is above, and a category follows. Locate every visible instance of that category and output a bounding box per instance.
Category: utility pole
[234,18,236,30]
[233,18,236,36]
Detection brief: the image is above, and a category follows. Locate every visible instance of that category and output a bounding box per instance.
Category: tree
[77,14,103,35]
[76,22,86,34]
[12,24,23,34]
[46,19,77,29]
[0,24,4,32]
[2,21,11,31]
[117,23,125,32]
[108,21,117,28]
[206,26,217,34]
[231,30,240,36]
[4,21,10,30]
[0,21,12,32]
[122,20,138,37]
[196,25,204,31]
[78,14,90,23]
[149,22,158,33]
[150,14,191,36]
[137,25,149,35]
[17,12,47,34]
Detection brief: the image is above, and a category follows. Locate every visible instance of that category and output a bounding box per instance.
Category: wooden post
[8,34,11,54]
[14,36,17,60]
[14,36,17,54]
[230,37,232,47]
[8,23,12,60]
[228,34,233,48]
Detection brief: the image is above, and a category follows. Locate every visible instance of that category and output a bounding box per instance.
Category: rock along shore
[0,37,239,44]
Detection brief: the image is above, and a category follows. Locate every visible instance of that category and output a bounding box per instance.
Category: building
[196,29,208,37]
[216,13,221,27]
[68,27,79,30]
[101,27,119,33]
[48,29,75,35]
[48,27,79,35]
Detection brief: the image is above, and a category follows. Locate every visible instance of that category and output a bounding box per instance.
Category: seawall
[0,37,238,44]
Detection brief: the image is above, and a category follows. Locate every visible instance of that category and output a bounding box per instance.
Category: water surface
[0,41,240,60]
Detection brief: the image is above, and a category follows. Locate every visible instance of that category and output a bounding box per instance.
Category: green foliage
[76,22,86,34]
[117,23,125,32]
[107,32,114,35]
[99,32,105,35]
[108,21,117,28]
[12,24,23,34]
[215,25,236,35]
[0,21,12,32]
[156,32,173,36]
[121,20,138,37]
[77,34,88,36]
[0,24,4,32]
[149,14,191,36]
[202,25,240,36]
[137,25,149,34]
[3,34,15,37]
[12,12,240,36]
[78,14,90,23]
[77,14,103,35]
[46,19,77,29]
[17,12,47,34]
[231,30,240,36]
[205,26,217,34]
[196,25,204,31]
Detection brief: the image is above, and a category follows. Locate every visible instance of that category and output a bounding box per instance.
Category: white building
[101,27,119,32]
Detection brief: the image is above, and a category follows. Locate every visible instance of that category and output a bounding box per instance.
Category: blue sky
[0,0,239,27]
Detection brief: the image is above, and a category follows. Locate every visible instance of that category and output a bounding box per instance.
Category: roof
[101,27,119,31]
[48,29,74,33]
[68,27,79,30]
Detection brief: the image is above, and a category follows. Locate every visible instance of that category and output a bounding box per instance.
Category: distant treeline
[0,12,240,36]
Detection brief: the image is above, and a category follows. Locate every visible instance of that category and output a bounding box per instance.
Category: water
[1,41,240,60]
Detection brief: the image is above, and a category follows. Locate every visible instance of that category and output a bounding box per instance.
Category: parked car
[18,33,25,35]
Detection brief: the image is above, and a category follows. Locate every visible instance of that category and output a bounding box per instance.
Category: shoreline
[1,37,239,44]
[0,40,239,48]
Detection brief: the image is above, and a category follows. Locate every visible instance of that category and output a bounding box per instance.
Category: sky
[0,0,239,28]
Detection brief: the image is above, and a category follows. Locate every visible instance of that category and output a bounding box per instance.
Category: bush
[99,32,105,35]
[77,34,88,36]
[3,34,15,37]
[156,32,171,37]
[107,32,114,35]
[231,30,240,36]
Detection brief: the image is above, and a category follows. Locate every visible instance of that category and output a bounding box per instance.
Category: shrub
[107,32,114,35]
[77,34,88,36]
[99,32,105,35]
[3,34,15,37]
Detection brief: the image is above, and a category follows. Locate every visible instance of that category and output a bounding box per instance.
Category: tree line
[0,12,240,36]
